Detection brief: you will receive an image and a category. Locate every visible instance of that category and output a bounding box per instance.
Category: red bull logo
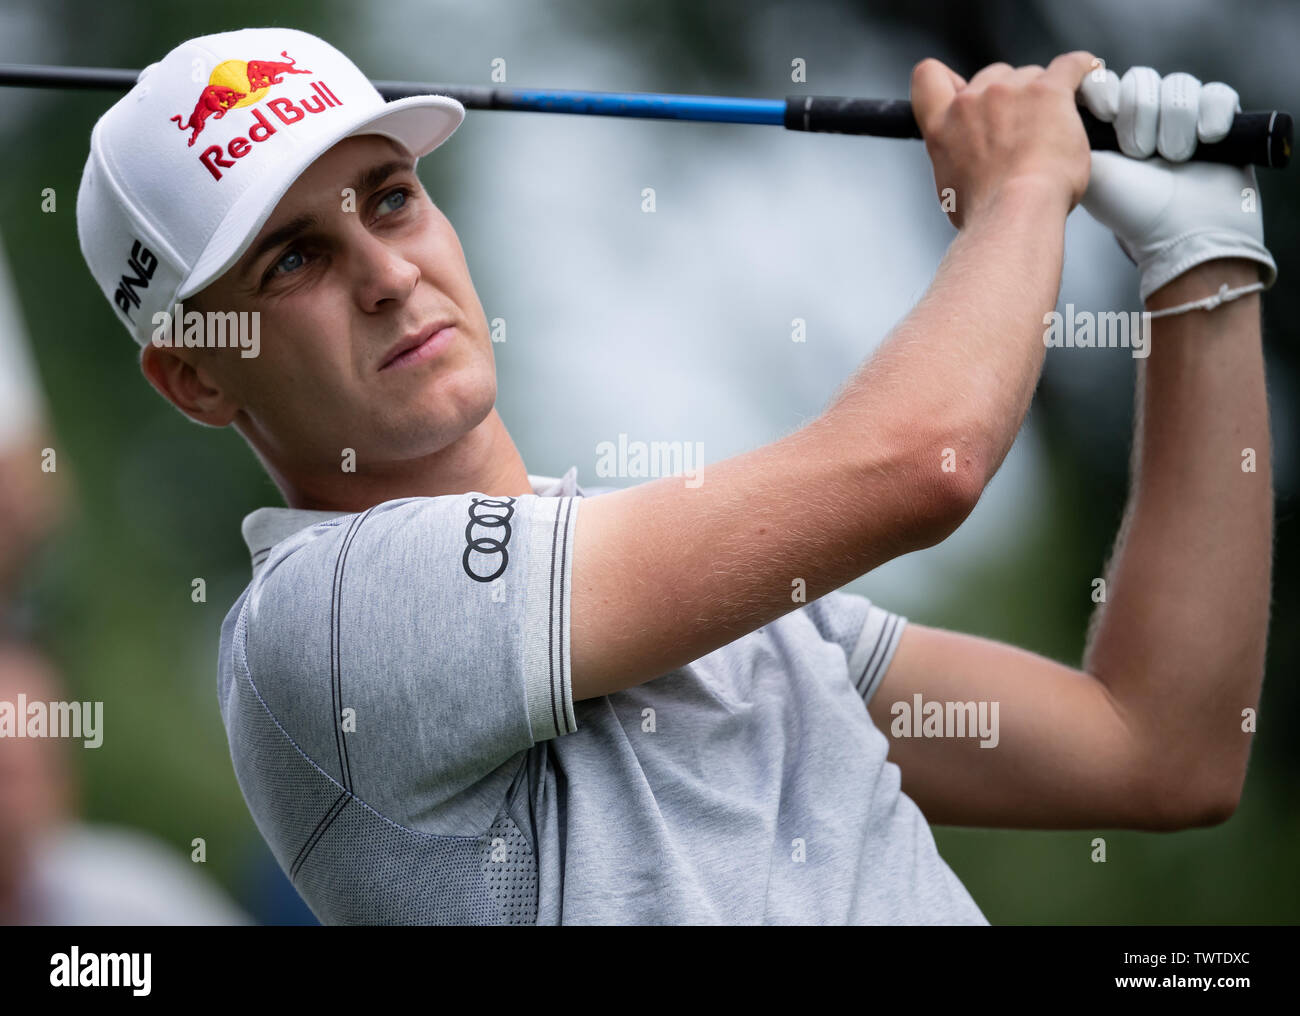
[168,51,341,181]
[244,51,312,91]
[170,85,247,147]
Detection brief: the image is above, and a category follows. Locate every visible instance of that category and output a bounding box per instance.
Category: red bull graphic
[170,85,247,147]
[166,51,344,182]
[244,50,312,90]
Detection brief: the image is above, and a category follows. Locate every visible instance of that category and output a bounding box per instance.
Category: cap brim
[179,94,465,298]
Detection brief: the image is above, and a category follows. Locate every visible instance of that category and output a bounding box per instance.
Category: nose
[348,226,419,312]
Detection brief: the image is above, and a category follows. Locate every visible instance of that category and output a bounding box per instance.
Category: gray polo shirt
[217,466,988,925]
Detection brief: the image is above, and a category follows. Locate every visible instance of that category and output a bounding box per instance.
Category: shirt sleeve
[240,491,581,834]
[803,590,908,706]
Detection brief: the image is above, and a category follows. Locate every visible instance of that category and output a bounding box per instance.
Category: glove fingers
[1198,81,1240,143]
[1077,66,1120,121]
[1157,72,1201,162]
[1117,66,1161,157]
[1078,65,1276,302]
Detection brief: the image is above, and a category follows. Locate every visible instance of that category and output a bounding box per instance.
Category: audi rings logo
[461,496,517,583]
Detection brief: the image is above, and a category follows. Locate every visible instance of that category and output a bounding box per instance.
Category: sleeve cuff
[521,494,581,740]
[847,605,907,707]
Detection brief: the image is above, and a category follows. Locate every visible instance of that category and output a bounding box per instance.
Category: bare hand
[911,51,1097,228]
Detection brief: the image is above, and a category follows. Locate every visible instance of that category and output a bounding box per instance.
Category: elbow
[821,409,995,552]
[902,433,993,548]
[1196,793,1241,828]
[1146,766,1245,831]
[1186,774,1245,829]
[1170,792,1240,831]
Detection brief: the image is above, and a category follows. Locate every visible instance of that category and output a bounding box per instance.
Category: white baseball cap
[76,26,465,347]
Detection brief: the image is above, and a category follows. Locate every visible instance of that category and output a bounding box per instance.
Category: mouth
[378,320,456,372]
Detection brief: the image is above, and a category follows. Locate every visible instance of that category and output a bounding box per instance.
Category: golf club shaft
[0,63,1290,168]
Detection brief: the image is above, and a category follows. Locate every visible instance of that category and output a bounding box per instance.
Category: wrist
[965,175,1072,230]
[1145,258,1262,312]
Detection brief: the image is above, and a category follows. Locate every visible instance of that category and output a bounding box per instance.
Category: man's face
[175,134,497,472]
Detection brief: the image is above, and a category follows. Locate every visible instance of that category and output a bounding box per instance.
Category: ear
[140,342,241,427]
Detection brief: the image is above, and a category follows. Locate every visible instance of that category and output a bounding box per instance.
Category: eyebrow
[239,153,417,285]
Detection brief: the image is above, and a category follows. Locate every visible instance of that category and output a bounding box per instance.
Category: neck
[263,408,534,511]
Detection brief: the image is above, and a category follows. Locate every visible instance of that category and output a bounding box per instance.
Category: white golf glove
[1076,65,1277,305]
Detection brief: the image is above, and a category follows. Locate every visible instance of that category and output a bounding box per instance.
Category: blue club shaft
[0,63,1290,167]
[459,86,788,125]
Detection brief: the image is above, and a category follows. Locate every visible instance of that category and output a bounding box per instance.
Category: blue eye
[378,188,408,215]
[260,187,412,289]
[272,249,305,276]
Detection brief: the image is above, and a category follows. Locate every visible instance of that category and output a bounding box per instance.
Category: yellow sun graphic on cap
[209,60,268,108]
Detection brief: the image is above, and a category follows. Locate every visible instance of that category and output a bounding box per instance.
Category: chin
[387,380,496,459]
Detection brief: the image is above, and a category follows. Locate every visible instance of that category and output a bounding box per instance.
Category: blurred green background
[1,0,1295,923]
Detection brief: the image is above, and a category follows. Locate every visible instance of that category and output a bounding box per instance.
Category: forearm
[815,180,1069,498]
[1083,259,1272,816]
[573,186,1074,693]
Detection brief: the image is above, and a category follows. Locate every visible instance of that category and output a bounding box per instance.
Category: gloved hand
[1076,64,1277,305]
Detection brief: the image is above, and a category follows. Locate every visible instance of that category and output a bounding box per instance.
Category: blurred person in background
[0,229,64,608]
[1,228,252,925]
[0,638,252,925]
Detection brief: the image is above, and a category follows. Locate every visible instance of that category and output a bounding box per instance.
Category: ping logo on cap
[114,240,158,322]
[167,50,344,182]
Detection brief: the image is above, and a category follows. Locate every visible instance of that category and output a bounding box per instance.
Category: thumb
[1081,149,1129,204]
[1079,153,1141,265]
[910,58,962,137]
[1081,150,1170,238]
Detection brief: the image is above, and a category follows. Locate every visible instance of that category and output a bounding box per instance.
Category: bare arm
[570,53,1099,700]
[866,258,1271,830]
[1083,258,1270,816]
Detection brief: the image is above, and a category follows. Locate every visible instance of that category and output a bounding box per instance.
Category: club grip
[784,96,922,139]
[783,95,1293,168]
[1080,108,1291,168]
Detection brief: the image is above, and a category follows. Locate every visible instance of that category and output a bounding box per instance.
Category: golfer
[76,27,1275,924]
